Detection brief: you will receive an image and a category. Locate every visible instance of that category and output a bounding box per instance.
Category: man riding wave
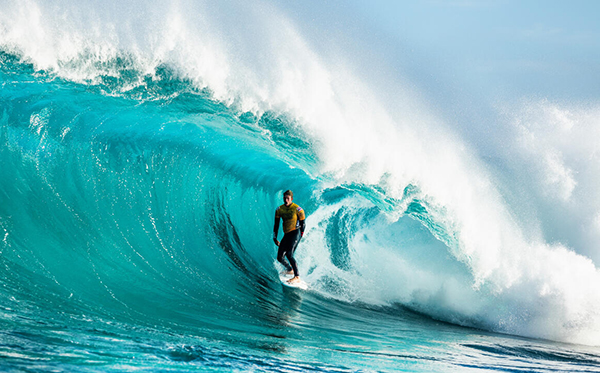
[273,190,305,284]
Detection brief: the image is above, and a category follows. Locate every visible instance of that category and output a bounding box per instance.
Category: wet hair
[283,190,293,198]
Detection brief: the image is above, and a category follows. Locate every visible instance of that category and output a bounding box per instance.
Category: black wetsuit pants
[277,229,301,277]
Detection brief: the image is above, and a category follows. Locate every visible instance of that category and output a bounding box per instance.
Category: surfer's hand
[273,238,280,246]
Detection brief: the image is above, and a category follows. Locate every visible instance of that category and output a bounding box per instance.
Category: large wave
[1,0,599,346]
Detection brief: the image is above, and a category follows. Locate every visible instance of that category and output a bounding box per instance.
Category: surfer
[273,190,305,284]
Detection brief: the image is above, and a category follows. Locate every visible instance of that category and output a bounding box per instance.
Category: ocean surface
[1,1,600,372]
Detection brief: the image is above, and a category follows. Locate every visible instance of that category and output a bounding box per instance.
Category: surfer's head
[283,190,293,206]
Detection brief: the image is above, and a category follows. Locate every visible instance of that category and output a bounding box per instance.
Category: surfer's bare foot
[282,270,294,275]
[287,276,300,284]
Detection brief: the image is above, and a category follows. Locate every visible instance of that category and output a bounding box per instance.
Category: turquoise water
[2,51,600,373]
[2,1,600,371]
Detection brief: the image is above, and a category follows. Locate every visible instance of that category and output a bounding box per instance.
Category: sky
[279,0,600,103]
[349,0,600,101]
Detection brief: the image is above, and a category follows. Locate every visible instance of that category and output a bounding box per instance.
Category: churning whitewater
[1,0,600,371]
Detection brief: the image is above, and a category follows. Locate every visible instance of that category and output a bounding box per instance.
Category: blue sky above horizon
[279,0,600,103]
[350,0,600,100]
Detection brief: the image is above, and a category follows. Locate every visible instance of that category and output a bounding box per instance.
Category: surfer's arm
[273,215,280,246]
[297,206,306,237]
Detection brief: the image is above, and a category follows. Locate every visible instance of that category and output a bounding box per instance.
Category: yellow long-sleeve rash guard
[275,203,305,234]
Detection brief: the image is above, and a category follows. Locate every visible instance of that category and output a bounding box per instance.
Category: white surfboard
[279,274,309,290]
